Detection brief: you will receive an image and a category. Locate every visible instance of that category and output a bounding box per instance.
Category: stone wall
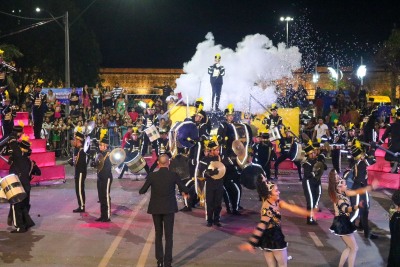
[100,67,399,99]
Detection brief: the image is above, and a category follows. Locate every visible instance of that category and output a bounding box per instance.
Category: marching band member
[140,101,159,156]
[252,131,273,181]
[208,54,225,111]
[69,131,87,213]
[200,136,225,227]
[117,126,146,179]
[302,141,319,225]
[30,80,47,139]
[1,97,16,137]
[273,127,302,181]
[349,142,378,239]
[262,104,283,132]
[217,103,237,157]
[149,128,171,172]
[379,108,400,173]
[95,135,113,222]
[331,120,347,174]
[222,147,242,215]
[345,123,358,168]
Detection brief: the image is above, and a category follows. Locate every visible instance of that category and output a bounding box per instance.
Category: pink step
[30,139,47,153]
[14,112,29,126]
[271,159,297,170]
[0,152,56,170]
[368,171,400,190]
[368,157,391,172]
[31,165,66,184]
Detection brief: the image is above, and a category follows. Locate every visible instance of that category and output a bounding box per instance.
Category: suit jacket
[139,167,189,214]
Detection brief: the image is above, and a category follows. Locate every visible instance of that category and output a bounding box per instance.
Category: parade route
[0,162,393,267]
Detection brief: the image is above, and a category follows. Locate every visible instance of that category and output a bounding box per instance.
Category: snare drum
[0,174,27,204]
[269,127,282,142]
[125,151,146,173]
[288,142,305,162]
[144,125,160,142]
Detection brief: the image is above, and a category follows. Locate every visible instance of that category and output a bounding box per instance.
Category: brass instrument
[95,153,105,172]
[109,148,126,165]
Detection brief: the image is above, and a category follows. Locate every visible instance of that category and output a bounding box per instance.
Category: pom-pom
[37,79,44,85]
[100,128,108,141]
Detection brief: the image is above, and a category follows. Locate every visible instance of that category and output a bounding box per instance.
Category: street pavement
[0,159,394,267]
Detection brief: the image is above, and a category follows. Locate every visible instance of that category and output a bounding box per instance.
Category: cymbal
[232,140,246,157]
[208,161,226,179]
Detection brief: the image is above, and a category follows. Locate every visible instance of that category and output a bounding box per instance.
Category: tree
[375,28,400,105]
[0,44,23,102]
[0,0,102,88]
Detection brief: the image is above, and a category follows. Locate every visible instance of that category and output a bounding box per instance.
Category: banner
[41,88,83,105]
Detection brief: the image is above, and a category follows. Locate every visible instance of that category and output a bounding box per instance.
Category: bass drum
[0,174,27,204]
[240,163,265,190]
[170,154,190,180]
[169,121,199,156]
[288,142,305,162]
[125,150,146,173]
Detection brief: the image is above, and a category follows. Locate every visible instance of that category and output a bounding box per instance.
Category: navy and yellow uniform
[252,133,273,180]
[0,99,15,137]
[349,146,377,239]
[274,134,302,180]
[222,155,242,214]
[301,143,319,224]
[29,85,47,139]
[208,54,225,111]
[95,136,113,222]
[140,102,159,156]
[71,132,87,213]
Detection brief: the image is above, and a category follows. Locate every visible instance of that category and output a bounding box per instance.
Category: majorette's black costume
[208,54,225,111]
[329,192,357,236]
[255,200,287,251]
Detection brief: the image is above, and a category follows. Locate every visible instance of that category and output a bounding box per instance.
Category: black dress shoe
[226,209,232,214]
[73,207,85,213]
[11,227,27,233]
[232,210,241,216]
[180,206,192,212]
[101,218,111,222]
[206,222,212,227]
[95,217,105,222]
[26,222,36,229]
[214,222,222,227]
[307,220,318,225]
[7,216,12,226]
[157,260,163,267]
[366,233,379,239]
[238,206,244,210]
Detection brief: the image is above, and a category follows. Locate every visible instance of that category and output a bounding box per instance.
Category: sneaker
[73,207,85,213]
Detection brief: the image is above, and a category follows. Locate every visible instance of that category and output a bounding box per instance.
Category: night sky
[76,0,399,68]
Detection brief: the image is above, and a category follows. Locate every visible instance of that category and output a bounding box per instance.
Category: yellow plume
[148,100,154,108]
[196,97,203,102]
[360,122,364,129]
[76,126,83,133]
[308,139,313,146]
[227,103,234,113]
[100,128,107,141]
[211,135,218,143]
[354,140,362,149]
[5,91,9,100]
[271,103,277,109]
[348,122,354,130]
[391,108,396,116]
[197,103,203,112]
[204,139,210,148]
[317,138,321,143]
[334,119,338,125]
[37,79,44,85]
[18,120,25,127]
[0,49,4,55]
[21,134,29,142]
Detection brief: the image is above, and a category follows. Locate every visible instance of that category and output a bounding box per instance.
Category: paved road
[0,161,394,267]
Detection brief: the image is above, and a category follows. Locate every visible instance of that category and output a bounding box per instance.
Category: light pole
[280,16,293,46]
[357,57,366,86]
[36,8,70,88]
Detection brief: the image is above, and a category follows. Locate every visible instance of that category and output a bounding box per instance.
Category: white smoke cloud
[175,32,302,114]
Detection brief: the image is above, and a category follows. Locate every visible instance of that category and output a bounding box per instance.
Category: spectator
[47,89,57,106]
[82,85,91,116]
[116,94,126,116]
[92,83,102,111]
[312,117,330,141]
[69,87,80,107]
[102,86,113,109]
[112,82,124,106]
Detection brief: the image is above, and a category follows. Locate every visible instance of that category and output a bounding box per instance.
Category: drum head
[240,164,265,190]
[170,154,190,180]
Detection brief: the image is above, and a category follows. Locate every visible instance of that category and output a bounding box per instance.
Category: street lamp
[357,57,366,86]
[280,16,293,46]
[36,8,70,88]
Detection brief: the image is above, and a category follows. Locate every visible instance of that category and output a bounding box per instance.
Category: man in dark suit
[139,154,189,267]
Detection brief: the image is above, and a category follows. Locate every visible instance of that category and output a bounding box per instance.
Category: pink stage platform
[0,112,65,184]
